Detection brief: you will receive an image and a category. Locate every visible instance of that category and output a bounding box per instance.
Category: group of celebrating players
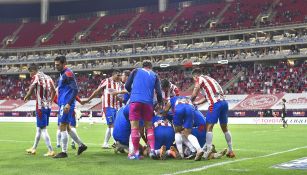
[24,55,235,161]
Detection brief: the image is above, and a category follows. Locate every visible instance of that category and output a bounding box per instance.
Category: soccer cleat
[169,146,180,159]
[53,152,68,158]
[211,144,217,153]
[128,153,143,160]
[194,151,204,161]
[102,143,110,149]
[56,145,61,149]
[185,151,196,160]
[226,151,236,158]
[44,151,56,157]
[77,144,88,155]
[159,145,166,160]
[26,148,36,155]
[149,150,158,160]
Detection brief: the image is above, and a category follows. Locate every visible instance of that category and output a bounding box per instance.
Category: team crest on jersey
[273,157,307,170]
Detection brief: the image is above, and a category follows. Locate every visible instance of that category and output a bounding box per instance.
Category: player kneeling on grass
[162,96,204,161]
[149,114,180,160]
[24,63,56,157]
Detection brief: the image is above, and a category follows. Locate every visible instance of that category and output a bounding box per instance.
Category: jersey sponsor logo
[273,157,307,170]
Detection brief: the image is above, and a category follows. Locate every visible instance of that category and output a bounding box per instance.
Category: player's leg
[219,101,235,158]
[103,107,115,148]
[54,105,69,158]
[128,102,141,159]
[173,107,185,158]
[143,103,155,159]
[27,109,44,155]
[182,105,203,161]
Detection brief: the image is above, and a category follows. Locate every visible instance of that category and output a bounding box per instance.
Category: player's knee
[182,128,191,137]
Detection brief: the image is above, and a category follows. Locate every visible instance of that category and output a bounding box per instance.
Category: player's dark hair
[192,68,202,75]
[28,63,38,72]
[112,69,121,75]
[161,79,170,89]
[123,70,131,76]
[142,61,152,68]
[54,56,67,64]
[282,98,286,102]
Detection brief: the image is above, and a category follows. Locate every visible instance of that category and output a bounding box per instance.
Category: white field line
[163,146,307,175]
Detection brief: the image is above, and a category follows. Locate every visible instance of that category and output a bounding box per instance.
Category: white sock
[104,127,111,145]
[224,131,233,151]
[41,129,53,151]
[68,127,83,146]
[110,128,114,142]
[182,135,196,152]
[205,132,213,152]
[175,133,184,158]
[56,129,61,146]
[32,127,42,149]
[61,131,68,153]
[155,150,160,156]
[187,134,201,152]
[128,135,134,155]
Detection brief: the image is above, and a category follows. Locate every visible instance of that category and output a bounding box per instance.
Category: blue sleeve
[64,74,78,106]
[125,69,137,92]
[154,75,163,104]
[170,97,177,109]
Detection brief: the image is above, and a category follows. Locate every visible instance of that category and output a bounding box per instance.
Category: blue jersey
[152,115,174,150]
[169,96,193,110]
[113,105,131,146]
[123,93,130,105]
[125,68,162,105]
[57,67,78,106]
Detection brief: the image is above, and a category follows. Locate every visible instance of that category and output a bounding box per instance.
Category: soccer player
[125,61,163,160]
[281,98,288,128]
[24,63,56,157]
[161,79,180,101]
[151,115,180,160]
[83,69,122,148]
[163,96,204,161]
[53,56,87,158]
[190,68,235,158]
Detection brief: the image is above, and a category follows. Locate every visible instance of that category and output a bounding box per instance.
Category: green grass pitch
[0,122,306,175]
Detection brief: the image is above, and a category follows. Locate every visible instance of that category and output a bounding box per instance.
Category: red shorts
[129,102,153,121]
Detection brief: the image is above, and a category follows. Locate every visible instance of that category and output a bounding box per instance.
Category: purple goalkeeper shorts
[129,102,153,121]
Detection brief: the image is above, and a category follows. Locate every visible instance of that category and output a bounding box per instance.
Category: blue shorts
[104,107,117,125]
[154,126,175,150]
[36,108,51,128]
[113,133,130,146]
[69,110,76,127]
[192,125,206,148]
[206,100,229,124]
[58,104,75,124]
[173,104,194,129]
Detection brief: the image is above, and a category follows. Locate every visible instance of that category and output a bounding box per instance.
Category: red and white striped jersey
[162,83,180,100]
[99,78,123,110]
[30,71,55,110]
[195,75,224,106]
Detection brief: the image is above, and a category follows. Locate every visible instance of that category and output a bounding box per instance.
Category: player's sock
[41,129,53,151]
[128,135,134,155]
[224,131,233,152]
[110,128,114,142]
[182,135,196,152]
[175,133,184,158]
[205,132,213,152]
[56,129,61,147]
[187,134,201,152]
[68,127,83,146]
[131,128,140,155]
[32,127,42,149]
[155,150,160,156]
[61,131,68,153]
[146,127,155,151]
[103,127,111,146]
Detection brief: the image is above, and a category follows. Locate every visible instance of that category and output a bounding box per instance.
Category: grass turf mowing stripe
[163,146,307,175]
